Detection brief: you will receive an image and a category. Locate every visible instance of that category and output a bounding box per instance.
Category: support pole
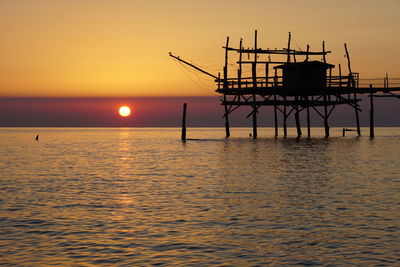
[274,94,278,137]
[253,107,257,139]
[369,85,374,138]
[306,96,311,137]
[354,92,361,136]
[181,103,187,141]
[323,95,330,138]
[295,99,302,138]
[283,99,288,137]
[223,95,230,138]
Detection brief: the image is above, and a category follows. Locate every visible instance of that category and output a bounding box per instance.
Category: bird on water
[35,134,39,141]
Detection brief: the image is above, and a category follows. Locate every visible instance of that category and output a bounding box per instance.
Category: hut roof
[274,60,335,69]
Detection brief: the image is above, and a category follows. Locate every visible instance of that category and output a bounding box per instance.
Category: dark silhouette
[181,103,187,142]
[170,30,400,139]
[35,134,39,141]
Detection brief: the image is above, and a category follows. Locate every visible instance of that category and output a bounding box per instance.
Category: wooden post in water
[306,96,311,137]
[181,103,187,141]
[323,95,330,138]
[274,94,278,137]
[283,100,288,137]
[369,85,375,138]
[273,67,278,137]
[295,97,302,137]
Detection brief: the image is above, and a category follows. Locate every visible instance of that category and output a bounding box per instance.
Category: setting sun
[118,106,131,117]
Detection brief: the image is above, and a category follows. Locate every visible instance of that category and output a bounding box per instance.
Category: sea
[0,127,399,266]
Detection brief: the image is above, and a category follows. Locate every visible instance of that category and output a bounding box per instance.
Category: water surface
[0,127,399,266]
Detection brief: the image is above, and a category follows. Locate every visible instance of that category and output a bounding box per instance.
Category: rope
[174,60,217,95]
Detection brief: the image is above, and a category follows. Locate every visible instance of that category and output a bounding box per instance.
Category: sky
[0,0,399,126]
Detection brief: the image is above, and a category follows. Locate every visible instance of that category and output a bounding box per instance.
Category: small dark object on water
[35,134,39,141]
[342,128,357,137]
[249,133,252,138]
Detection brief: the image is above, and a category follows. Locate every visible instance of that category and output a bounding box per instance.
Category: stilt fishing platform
[170,31,400,138]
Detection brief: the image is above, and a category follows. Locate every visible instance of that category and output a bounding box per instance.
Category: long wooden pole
[169,53,218,79]
[344,43,361,136]
[252,30,258,139]
[369,85,374,138]
[181,103,187,141]
[224,38,230,137]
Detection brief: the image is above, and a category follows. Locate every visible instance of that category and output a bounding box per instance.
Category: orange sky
[1,0,400,97]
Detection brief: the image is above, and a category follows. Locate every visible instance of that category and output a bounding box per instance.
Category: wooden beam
[225,47,331,55]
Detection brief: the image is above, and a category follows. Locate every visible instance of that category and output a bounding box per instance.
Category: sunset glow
[0,1,399,97]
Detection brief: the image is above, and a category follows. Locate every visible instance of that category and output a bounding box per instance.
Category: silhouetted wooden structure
[170,31,400,138]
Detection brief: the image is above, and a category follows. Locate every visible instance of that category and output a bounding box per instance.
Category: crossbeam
[224,47,331,55]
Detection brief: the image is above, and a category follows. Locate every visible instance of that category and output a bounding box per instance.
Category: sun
[118,106,131,117]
